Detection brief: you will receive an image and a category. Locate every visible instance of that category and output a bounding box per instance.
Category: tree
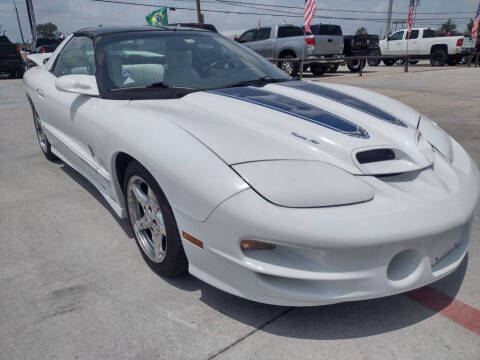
[355,27,368,35]
[438,19,456,34]
[36,22,60,38]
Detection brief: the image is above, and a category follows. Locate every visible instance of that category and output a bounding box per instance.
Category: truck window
[238,29,258,43]
[311,25,343,36]
[422,30,436,38]
[388,31,404,41]
[407,30,419,39]
[256,27,271,41]
[278,26,303,38]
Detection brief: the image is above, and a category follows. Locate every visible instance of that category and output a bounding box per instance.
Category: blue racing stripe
[280,81,408,128]
[208,86,369,139]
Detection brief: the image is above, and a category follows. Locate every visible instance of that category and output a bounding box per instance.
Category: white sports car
[24,26,479,306]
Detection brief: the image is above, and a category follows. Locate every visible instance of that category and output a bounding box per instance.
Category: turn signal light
[240,239,276,251]
[182,232,204,249]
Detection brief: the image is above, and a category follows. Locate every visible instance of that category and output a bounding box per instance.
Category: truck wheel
[383,59,395,66]
[446,57,459,66]
[15,65,25,79]
[367,50,381,66]
[430,50,447,66]
[347,59,366,72]
[310,64,325,76]
[327,64,339,73]
[279,54,300,77]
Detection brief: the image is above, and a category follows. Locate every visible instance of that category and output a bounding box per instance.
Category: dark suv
[0,36,25,78]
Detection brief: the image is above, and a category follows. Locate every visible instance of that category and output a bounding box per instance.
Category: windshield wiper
[108,82,200,92]
[222,76,292,89]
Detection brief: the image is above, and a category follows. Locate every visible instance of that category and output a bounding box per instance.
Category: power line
[88,0,474,23]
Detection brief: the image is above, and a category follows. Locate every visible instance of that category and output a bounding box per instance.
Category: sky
[0,0,479,43]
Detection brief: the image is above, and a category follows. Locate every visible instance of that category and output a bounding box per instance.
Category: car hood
[132,80,430,175]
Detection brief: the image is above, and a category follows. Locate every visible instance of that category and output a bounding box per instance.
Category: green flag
[146,8,168,26]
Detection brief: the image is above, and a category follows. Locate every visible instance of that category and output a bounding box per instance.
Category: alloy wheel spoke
[154,210,167,237]
[152,231,163,258]
[132,183,149,206]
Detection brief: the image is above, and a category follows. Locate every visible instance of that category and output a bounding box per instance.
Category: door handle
[37,88,44,98]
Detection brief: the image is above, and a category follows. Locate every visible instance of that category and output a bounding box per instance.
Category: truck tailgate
[313,35,343,55]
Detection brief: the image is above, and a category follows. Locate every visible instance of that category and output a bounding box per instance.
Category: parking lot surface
[1,64,479,359]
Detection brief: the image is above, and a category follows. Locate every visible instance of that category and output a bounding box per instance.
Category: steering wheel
[203,60,234,77]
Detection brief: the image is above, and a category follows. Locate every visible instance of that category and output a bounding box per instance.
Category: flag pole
[301,26,305,80]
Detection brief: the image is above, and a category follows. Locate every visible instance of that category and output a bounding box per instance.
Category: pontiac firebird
[24,26,479,306]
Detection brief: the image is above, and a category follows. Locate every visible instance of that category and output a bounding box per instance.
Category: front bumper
[177,146,479,306]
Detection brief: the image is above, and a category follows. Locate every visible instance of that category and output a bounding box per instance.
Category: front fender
[96,101,249,222]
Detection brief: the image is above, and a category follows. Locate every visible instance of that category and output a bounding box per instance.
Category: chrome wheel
[33,111,48,153]
[281,59,294,75]
[127,175,167,263]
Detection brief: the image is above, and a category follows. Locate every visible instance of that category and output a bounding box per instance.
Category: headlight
[232,160,374,208]
[417,116,453,162]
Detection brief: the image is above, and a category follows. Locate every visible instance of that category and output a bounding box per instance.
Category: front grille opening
[356,149,395,164]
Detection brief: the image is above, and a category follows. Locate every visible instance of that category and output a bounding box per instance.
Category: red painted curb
[406,286,480,336]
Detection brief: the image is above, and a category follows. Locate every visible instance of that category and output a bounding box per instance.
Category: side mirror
[55,74,99,96]
[234,36,240,42]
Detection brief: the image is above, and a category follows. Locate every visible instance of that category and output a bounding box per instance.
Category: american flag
[407,0,415,36]
[304,0,316,34]
[471,2,480,40]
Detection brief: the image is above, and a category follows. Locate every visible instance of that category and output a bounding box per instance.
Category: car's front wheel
[124,161,188,277]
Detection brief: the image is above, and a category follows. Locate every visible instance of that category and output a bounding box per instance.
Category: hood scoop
[353,146,433,176]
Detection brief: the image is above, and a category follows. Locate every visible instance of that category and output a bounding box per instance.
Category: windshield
[97,31,290,95]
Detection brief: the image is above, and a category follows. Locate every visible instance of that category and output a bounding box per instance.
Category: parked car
[167,23,218,32]
[24,25,479,306]
[379,28,475,66]
[236,24,343,76]
[327,33,381,73]
[0,35,25,78]
[30,37,62,54]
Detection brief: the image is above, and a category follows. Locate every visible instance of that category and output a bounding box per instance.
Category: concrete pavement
[0,64,479,359]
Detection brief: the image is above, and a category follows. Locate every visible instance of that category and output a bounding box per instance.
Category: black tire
[15,65,25,79]
[446,57,459,66]
[326,64,339,73]
[124,160,188,278]
[367,50,381,66]
[347,59,366,73]
[310,63,325,76]
[30,102,58,161]
[383,59,395,66]
[430,50,447,66]
[279,53,300,77]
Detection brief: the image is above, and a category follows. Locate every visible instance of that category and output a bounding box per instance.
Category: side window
[388,31,404,41]
[407,30,419,39]
[423,30,436,38]
[238,29,257,43]
[256,28,271,41]
[278,26,303,38]
[52,36,96,77]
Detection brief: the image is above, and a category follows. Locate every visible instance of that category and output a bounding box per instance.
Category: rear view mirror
[234,36,239,42]
[55,74,99,96]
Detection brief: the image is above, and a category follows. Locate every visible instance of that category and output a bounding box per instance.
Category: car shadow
[57,158,469,340]
[59,162,134,239]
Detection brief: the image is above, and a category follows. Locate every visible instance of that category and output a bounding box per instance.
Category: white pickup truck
[379,28,475,66]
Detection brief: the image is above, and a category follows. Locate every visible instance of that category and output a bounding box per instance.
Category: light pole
[385,0,393,38]
[195,0,204,23]
[14,0,25,44]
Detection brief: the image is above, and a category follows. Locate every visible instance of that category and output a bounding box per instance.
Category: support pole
[14,1,25,44]
[386,0,393,38]
[195,0,203,23]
